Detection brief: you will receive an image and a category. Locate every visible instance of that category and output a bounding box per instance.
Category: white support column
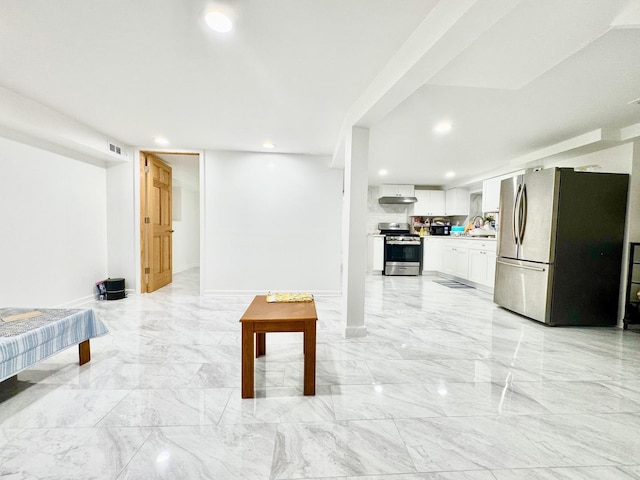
[342,126,369,337]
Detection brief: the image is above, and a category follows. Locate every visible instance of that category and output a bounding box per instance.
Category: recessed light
[154,137,169,146]
[445,171,455,178]
[204,11,233,33]
[378,169,388,176]
[262,142,276,149]
[434,122,453,134]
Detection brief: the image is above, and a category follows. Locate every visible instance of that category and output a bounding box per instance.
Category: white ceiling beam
[0,85,130,166]
[611,1,640,29]
[621,122,640,141]
[331,0,522,168]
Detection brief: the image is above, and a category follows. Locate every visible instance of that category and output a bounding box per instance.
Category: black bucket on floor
[96,278,126,300]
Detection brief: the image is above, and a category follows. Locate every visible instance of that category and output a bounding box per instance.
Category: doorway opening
[140,151,201,293]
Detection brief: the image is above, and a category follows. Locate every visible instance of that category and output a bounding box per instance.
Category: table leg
[303,319,316,396]
[241,322,255,398]
[79,340,91,365]
[256,332,266,357]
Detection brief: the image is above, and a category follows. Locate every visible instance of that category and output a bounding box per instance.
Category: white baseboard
[57,288,138,308]
[56,294,98,308]
[174,264,199,274]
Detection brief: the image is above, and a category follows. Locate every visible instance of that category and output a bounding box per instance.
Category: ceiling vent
[107,141,123,156]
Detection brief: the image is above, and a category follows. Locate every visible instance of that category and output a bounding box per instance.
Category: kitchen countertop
[440,235,496,240]
[369,234,497,240]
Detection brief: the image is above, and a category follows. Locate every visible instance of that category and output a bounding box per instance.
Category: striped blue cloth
[0,308,109,382]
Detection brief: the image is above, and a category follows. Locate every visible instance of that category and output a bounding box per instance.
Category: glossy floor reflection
[2,268,640,479]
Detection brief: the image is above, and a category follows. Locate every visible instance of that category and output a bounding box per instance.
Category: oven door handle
[386,241,421,245]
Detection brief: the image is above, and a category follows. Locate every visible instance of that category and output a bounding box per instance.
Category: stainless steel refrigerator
[493,167,628,326]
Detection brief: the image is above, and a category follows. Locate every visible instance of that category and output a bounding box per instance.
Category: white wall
[106,160,136,289]
[541,142,633,173]
[0,136,108,306]
[204,151,342,295]
[172,185,200,273]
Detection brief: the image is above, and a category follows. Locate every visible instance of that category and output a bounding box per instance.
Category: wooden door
[141,153,173,293]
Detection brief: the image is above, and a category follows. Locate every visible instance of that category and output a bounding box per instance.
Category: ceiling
[1,0,639,188]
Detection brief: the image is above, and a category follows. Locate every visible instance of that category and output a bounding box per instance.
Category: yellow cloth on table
[1,311,43,323]
[266,292,314,303]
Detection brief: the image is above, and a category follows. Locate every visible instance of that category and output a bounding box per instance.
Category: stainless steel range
[378,223,422,276]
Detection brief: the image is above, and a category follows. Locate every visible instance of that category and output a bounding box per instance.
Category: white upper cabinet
[379,184,415,197]
[482,172,524,212]
[444,188,470,216]
[482,177,502,212]
[413,190,445,216]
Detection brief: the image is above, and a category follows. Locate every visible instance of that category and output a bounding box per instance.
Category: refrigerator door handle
[513,184,522,245]
[519,184,527,243]
[497,260,546,272]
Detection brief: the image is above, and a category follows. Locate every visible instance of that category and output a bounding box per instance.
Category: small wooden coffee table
[239,295,318,398]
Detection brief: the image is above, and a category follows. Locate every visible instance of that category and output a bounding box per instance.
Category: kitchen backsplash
[367,185,492,233]
[468,192,483,223]
[367,186,411,233]
[367,187,487,234]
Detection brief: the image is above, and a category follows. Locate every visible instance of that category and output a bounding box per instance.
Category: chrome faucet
[472,215,484,227]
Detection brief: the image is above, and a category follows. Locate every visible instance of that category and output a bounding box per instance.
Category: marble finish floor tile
[284,359,374,386]
[272,419,416,478]
[395,413,640,472]
[220,385,335,424]
[330,383,445,420]
[187,360,286,388]
[4,269,640,479]
[21,362,204,390]
[321,341,404,361]
[329,473,498,480]
[514,380,640,414]
[0,427,22,448]
[97,388,233,427]
[0,427,151,479]
[367,357,542,384]
[117,424,277,480]
[0,385,129,428]
[431,381,552,417]
[492,466,640,479]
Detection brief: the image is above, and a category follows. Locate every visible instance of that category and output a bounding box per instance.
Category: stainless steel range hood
[378,196,418,205]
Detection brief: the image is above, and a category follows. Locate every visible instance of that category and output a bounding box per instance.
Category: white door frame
[133,147,206,296]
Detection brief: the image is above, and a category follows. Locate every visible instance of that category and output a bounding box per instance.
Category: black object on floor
[433,279,474,289]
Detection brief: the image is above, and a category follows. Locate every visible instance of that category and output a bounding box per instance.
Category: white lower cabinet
[370,233,497,288]
[469,250,493,286]
[454,247,469,279]
[368,235,385,271]
[442,245,456,276]
[422,237,443,272]
[440,239,497,288]
[442,243,469,278]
